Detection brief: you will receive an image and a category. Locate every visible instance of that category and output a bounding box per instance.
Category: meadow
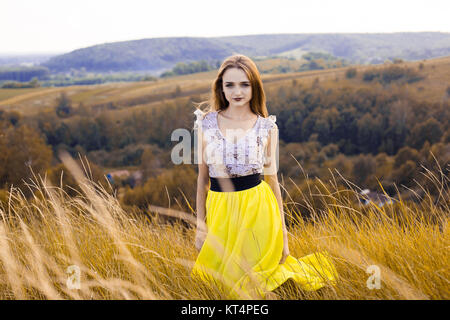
[0,56,449,300]
[0,150,447,300]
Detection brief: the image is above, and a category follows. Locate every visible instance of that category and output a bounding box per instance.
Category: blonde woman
[190,54,338,299]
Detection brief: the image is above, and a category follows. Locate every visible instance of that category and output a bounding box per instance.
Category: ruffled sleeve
[259,114,277,143]
[267,114,277,130]
[193,108,205,130]
[268,115,276,125]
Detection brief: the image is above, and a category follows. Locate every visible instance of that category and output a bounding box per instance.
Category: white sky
[2,0,450,54]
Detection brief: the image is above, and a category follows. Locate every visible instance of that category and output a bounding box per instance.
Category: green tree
[357,113,383,153]
[391,160,417,187]
[394,146,420,169]
[407,118,443,149]
[351,154,376,187]
[345,68,357,79]
[73,118,102,151]
[1,125,53,192]
[56,92,73,117]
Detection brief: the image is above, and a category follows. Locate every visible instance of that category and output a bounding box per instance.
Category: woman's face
[221,67,252,108]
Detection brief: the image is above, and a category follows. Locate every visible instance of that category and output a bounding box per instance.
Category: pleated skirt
[190,179,338,299]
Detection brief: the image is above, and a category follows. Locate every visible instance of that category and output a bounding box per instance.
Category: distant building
[107,169,143,188]
[359,189,394,207]
[108,169,130,178]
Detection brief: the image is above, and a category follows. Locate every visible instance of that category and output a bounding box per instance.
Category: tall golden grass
[0,150,448,300]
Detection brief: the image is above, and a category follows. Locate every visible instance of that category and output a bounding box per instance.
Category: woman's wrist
[196,220,207,233]
[282,229,288,241]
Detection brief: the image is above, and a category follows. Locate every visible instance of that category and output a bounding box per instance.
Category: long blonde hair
[194,54,269,120]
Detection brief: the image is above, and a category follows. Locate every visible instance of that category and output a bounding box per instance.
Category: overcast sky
[2,0,450,54]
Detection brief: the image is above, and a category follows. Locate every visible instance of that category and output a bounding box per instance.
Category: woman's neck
[220,105,254,120]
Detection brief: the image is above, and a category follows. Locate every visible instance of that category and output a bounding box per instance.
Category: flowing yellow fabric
[191,180,339,299]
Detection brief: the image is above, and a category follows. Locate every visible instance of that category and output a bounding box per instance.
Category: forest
[0,59,449,217]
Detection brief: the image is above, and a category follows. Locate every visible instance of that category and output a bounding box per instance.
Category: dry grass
[0,151,448,300]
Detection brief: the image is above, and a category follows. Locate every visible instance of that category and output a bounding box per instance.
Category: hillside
[39,32,450,73]
[42,37,234,74]
[2,55,450,115]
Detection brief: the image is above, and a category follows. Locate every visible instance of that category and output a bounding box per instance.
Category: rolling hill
[40,32,450,74]
[2,54,450,116]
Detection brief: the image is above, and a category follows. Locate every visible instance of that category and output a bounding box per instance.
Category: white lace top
[193,109,277,178]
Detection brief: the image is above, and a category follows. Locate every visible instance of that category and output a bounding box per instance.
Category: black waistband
[210,173,261,192]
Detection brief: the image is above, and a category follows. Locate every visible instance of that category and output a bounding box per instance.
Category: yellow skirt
[190,179,338,299]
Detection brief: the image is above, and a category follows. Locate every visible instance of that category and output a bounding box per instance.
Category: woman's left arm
[263,124,290,264]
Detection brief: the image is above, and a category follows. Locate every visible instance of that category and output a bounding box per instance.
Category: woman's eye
[225,84,249,87]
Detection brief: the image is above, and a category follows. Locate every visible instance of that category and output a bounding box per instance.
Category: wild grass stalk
[0,151,448,299]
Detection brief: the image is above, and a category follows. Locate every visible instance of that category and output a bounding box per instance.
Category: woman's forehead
[223,68,249,82]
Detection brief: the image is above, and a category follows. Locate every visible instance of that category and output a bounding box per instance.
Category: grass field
[0,151,447,300]
[0,56,448,300]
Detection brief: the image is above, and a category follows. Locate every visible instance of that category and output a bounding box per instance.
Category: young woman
[190,54,338,299]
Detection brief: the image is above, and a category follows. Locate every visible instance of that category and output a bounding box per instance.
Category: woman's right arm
[195,127,209,250]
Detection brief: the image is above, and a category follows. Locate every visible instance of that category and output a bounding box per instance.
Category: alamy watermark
[66,264,81,290]
[170,127,279,174]
[366,265,381,290]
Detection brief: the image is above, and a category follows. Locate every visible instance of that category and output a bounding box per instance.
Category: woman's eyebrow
[224,81,250,84]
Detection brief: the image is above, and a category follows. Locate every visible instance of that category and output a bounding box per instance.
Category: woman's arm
[195,127,209,250]
[263,124,290,263]
[196,164,209,232]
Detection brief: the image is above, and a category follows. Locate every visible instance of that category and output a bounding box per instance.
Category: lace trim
[193,108,205,130]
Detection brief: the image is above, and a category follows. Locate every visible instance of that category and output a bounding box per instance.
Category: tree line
[1,70,448,212]
[0,66,50,82]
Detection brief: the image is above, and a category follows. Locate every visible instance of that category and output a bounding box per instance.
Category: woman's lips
[233,98,242,101]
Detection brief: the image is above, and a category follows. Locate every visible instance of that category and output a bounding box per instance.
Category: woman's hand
[195,229,207,251]
[279,233,290,264]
